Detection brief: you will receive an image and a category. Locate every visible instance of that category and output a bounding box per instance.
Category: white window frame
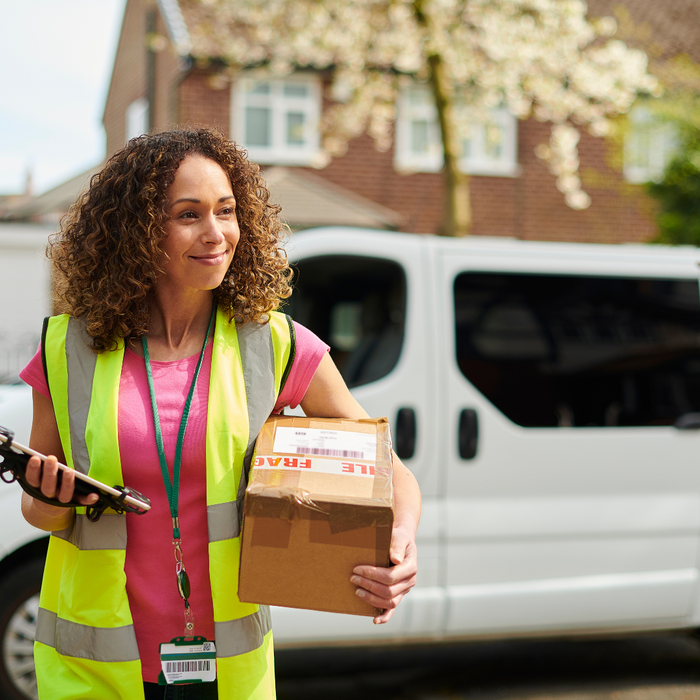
[231,73,321,166]
[624,106,678,184]
[395,84,519,177]
[125,98,149,142]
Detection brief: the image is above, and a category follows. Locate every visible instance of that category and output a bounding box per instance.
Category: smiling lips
[189,251,228,265]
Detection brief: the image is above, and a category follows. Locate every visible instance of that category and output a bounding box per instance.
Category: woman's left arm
[300,352,422,624]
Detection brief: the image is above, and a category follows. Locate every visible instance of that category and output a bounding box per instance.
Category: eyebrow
[169,195,235,207]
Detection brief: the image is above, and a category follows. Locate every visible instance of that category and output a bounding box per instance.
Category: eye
[178,211,197,219]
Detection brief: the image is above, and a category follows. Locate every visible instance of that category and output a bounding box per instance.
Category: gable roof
[155,0,192,57]
[264,167,403,231]
[2,165,101,223]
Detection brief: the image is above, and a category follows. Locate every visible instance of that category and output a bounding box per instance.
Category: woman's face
[158,154,240,298]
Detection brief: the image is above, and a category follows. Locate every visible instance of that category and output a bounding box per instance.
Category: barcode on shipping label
[273,427,377,462]
[254,455,376,478]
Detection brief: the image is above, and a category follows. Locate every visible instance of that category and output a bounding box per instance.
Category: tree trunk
[428,54,472,236]
[413,0,472,236]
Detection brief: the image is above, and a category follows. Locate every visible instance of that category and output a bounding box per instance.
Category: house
[3,166,101,225]
[101,0,700,241]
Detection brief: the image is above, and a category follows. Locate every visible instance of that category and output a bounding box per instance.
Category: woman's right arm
[21,389,97,531]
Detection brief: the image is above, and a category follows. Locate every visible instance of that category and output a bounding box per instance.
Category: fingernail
[350,576,361,585]
[355,589,366,598]
[353,567,365,576]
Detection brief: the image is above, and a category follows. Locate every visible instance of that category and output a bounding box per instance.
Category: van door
[275,230,442,642]
[437,246,700,637]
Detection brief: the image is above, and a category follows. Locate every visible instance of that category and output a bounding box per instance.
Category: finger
[56,468,99,505]
[57,467,89,504]
[355,588,405,620]
[389,532,411,565]
[352,571,416,606]
[373,606,398,625]
[77,492,100,506]
[56,466,74,503]
[40,455,60,498]
[24,455,43,488]
[353,555,417,587]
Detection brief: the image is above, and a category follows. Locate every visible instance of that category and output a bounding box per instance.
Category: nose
[201,213,226,244]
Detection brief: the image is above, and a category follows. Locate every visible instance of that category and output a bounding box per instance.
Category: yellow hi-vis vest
[34,307,295,700]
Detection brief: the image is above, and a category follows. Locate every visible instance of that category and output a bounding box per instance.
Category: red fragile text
[254,456,312,468]
[341,462,375,475]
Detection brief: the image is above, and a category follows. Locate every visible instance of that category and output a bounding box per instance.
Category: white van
[3,228,700,699]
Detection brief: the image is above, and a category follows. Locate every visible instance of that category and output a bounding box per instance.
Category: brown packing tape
[245,490,328,521]
[308,515,393,566]
[246,489,393,533]
[371,419,393,503]
[326,502,393,535]
[251,416,394,505]
[250,516,292,549]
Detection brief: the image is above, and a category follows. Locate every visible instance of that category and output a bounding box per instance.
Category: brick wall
[177,70,230,134]
[516,121,657,244]
[308,119,658,243]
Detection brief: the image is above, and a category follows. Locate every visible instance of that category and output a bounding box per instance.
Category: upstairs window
[395,84,518,176]
[624,107,678,184]
[231,74,321,165]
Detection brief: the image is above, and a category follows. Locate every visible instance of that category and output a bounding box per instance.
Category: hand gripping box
[239,415,394,616]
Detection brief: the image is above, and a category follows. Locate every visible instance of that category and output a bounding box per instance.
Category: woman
[19,128,420,700]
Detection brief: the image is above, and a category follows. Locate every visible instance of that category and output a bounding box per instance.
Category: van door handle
[395,407,416,459]
[459,408,478,460]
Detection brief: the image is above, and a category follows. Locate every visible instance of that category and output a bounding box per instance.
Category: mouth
[190,251,228,264]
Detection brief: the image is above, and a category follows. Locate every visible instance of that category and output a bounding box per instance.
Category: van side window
[454,273,700,427]
[287,255,406,388]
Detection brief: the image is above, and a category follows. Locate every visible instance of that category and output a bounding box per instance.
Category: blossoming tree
[186,0,658,236]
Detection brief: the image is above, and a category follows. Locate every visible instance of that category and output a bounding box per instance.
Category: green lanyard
[142,302,216,638]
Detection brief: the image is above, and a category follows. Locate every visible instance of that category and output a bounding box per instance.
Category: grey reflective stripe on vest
[237,319,276,474]
[215,606,272,658]
[35,608,140,662]
[65,317,98,475]
[52,514,127,550]
[207,321,276,542]
[207,499,244,542]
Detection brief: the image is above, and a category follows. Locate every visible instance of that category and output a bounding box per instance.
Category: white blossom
[185,0,657,212]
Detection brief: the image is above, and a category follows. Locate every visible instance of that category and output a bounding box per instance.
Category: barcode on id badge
[166,660,211,673]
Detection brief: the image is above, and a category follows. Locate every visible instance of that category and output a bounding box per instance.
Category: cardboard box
[239,415,394,616]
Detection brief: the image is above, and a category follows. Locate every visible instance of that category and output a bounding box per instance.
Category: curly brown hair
[50,128,292,351]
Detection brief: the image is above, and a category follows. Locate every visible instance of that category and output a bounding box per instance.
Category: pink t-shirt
[20,321,327,682]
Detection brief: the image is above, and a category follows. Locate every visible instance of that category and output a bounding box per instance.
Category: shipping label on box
[239,416,394,617]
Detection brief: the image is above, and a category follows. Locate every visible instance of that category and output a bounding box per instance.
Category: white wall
[0,224,53,382]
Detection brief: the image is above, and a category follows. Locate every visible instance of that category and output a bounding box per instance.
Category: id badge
[158,636,216,685]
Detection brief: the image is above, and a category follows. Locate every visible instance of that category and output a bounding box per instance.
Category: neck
[141,290,215,360]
